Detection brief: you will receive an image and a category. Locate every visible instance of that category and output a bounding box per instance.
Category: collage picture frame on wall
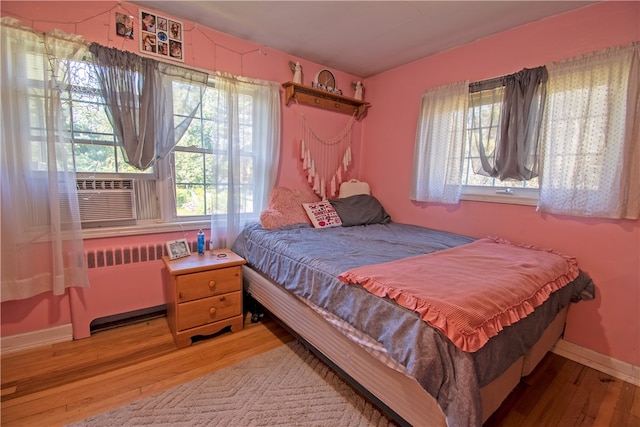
[139,10,184,62]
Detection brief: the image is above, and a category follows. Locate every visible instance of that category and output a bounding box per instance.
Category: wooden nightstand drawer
[177,291,242,331]
[176,266,242,303]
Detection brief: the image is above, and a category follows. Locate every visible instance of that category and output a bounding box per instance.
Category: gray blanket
[232,222,594,427]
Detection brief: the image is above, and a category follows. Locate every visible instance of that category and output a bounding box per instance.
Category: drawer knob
[208,280,216,290]
[209,307,217,317]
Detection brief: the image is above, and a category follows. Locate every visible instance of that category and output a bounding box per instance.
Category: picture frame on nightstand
[166,238,190,260]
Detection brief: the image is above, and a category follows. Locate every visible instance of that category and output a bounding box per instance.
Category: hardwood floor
[1,312,638,427]
[484,351,640,427]
[1,313,293,427]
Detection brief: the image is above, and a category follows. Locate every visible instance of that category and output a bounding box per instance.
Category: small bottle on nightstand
[197,229,205,255]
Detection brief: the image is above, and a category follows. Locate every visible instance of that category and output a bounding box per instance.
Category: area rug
[68,340,395,427]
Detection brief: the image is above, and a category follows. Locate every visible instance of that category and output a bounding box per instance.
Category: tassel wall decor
[299,113,355,199]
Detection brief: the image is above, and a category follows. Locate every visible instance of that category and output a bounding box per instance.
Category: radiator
[70,240,198,340]
[85,243,167,269]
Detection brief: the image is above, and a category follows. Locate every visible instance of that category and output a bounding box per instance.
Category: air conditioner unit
[76,179,136,226]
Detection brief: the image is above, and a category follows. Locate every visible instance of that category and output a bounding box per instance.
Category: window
[34,58,266,230]
[537,44,639,219]
[412,44,638,218]
[462,87,538,205]
[412,71,546,206]
[172,84,216,218]
[172,85,257,219]
[61,61,154,177]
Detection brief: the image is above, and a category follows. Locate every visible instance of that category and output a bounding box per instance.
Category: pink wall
[1,1,638,369]
[0,1,363,337]
[363,1,640,366]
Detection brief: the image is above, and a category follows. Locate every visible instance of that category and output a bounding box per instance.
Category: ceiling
[130,1,596,78]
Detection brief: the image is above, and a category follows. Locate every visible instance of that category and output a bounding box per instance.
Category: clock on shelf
[313,69,341,94]
[315,69,336,89]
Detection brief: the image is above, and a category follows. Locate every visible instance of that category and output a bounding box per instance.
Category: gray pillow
[329,194,391,227]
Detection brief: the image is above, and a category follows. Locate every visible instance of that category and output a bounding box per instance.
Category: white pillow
[302,201,342,228]
[338,179,371,198]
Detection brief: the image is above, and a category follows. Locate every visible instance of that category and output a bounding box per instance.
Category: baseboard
[552,339,640,387]
[1,324,73,354]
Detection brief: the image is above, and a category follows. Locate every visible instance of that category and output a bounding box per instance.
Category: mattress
[232,221,594,426]
[295,293,411,376]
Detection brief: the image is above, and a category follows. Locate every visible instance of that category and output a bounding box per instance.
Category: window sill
[81,220,210,240]
[461,186,538,206]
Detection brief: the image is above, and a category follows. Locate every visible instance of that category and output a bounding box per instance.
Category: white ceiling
[131,1,596,78]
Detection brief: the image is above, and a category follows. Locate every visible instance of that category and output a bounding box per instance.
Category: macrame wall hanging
[298,111,355,199]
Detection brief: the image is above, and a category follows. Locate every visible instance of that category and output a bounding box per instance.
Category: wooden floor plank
[574,366,607,426]
[611,382,637,426]
[592,376,623,427]
[558,367,593,427]
[631,381,640,419]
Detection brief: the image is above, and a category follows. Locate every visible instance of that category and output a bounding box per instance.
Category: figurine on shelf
[352,81,364,100]
[289,61,303,84]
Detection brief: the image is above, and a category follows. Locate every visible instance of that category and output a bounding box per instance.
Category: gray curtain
[470,66,547,181]
[89,43,207,170]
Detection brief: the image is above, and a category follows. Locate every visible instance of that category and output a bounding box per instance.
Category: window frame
[160,77,262,224]
[460,186,538,206]
[66,71,266,238]
[461,82,540,205]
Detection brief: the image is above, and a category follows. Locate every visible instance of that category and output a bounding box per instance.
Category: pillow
[329,194,391,227]
[302,201,343,228]
[260,187,320,229]
[338,179,371,198]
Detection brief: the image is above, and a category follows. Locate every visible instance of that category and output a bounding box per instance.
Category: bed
[231,191,594,427]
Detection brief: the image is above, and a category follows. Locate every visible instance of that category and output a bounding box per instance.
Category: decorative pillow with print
[302,201,342,228]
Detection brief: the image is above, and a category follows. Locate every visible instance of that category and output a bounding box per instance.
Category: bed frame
[243,265,568,426]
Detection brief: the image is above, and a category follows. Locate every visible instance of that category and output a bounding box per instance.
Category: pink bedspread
[338,237,579,352]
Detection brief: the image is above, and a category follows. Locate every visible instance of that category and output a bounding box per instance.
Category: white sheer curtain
[1,18,90,302]
[209,72,281,248]
[538,43,640,219]
[411,81,469,203]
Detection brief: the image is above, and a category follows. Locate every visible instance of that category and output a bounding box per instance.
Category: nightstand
[162,249,246,348]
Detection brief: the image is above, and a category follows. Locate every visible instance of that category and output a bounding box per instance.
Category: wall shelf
[282,81,370,119]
